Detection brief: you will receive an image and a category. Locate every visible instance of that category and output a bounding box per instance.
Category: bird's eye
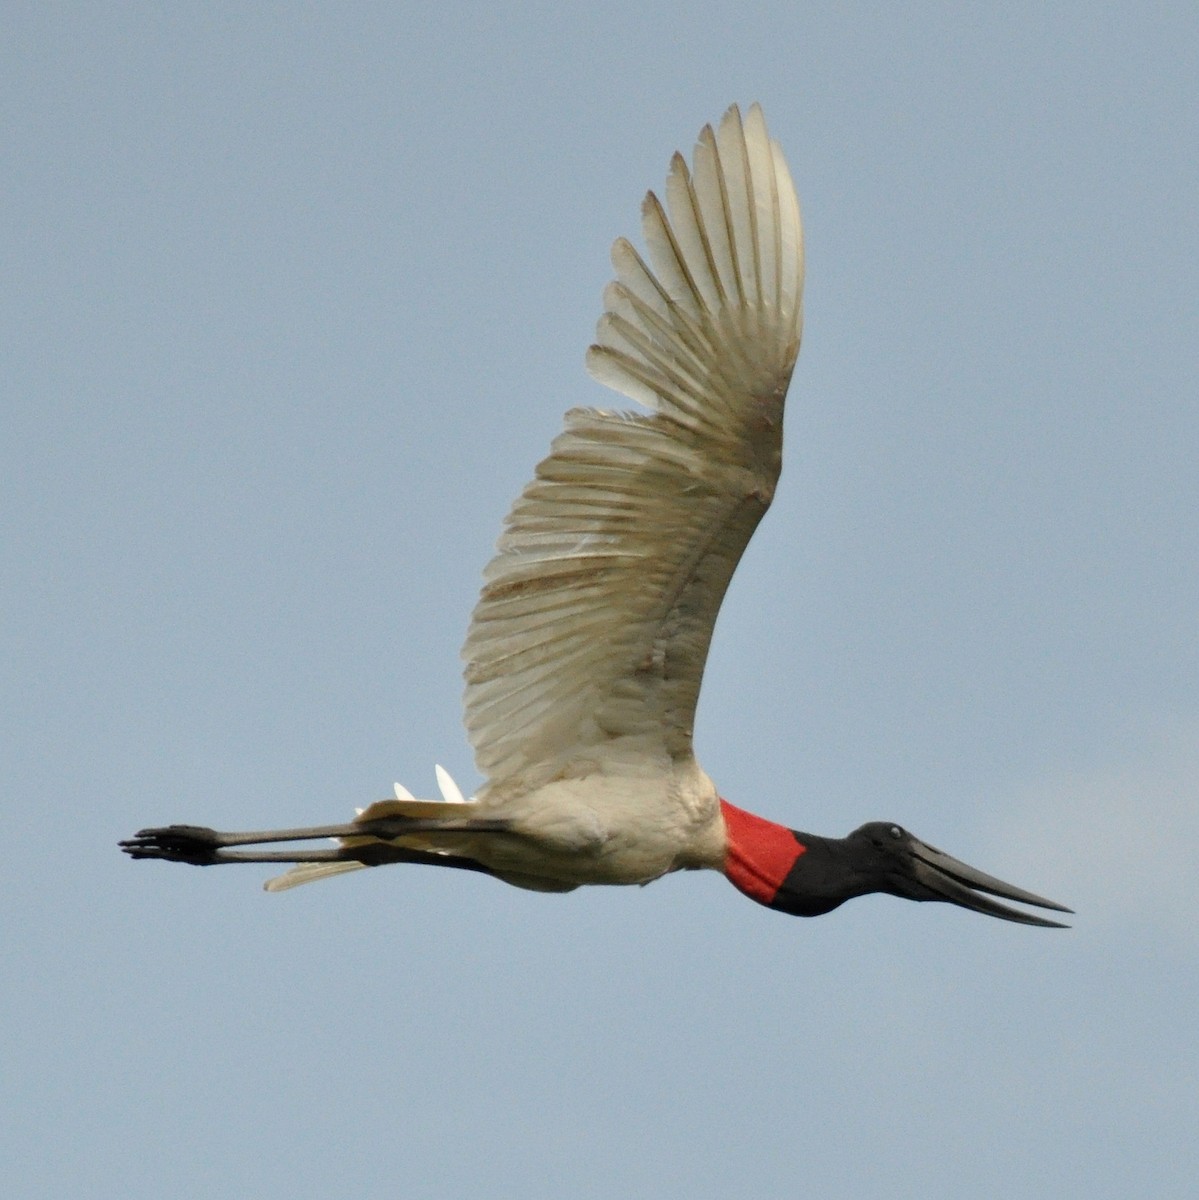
[889,825,904,840]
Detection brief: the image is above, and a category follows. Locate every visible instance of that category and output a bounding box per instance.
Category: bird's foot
[119,825,224,865]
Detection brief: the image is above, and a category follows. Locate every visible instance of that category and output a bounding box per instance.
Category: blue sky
[5,5,1197,1197]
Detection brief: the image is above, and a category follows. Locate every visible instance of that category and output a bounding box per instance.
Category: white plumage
[265,103,803,893]
[267,103,802,892]
[464,102,802,788]
[125,103,805,897]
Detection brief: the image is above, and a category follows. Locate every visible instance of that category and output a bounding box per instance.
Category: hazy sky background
[5,5,1197,1198]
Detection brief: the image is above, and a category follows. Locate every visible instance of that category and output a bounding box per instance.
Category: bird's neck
[719,799,808,907]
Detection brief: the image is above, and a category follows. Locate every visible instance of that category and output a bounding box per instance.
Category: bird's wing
[462,104,804,791]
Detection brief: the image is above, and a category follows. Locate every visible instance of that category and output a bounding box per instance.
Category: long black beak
[908,841,1073,928]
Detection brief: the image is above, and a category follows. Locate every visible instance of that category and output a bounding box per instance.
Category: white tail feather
[263,860,366,893]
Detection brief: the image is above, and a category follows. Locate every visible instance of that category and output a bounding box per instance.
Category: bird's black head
[771,821,1071,927]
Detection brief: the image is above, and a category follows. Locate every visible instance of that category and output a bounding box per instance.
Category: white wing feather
[462,104,803,792]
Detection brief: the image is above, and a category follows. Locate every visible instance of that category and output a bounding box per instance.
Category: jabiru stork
[122,105,1070,928]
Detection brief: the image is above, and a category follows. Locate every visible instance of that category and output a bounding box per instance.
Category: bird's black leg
[119,824,500,877]
[120,814,513,866]
[119,821,362,865]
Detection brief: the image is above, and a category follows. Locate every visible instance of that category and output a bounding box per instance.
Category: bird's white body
[430,762,724,891]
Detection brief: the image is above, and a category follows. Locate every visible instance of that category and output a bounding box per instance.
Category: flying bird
[122,105,1069,928]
